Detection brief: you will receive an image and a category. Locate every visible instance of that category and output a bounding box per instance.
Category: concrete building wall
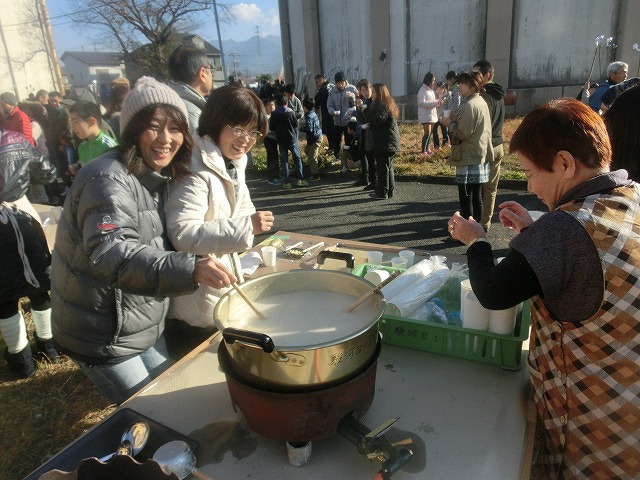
[281,0,639,118]
[0,0,60,101]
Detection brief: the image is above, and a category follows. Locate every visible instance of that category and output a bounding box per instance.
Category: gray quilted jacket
[51,151,197,362]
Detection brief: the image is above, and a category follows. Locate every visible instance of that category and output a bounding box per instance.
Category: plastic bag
[428,262,468,326]
[382,258,450,317]
[405,298,448,324]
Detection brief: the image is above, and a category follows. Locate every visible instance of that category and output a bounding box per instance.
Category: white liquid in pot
[223,290,379,347]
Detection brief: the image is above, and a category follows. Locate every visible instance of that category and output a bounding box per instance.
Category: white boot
[32,308,60,363]
[0,312,29,354]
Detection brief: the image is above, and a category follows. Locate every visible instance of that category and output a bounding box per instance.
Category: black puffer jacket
[369,103,400,154]
[51,151,197,363]
[480,83,505,147]
[0,129,57,202]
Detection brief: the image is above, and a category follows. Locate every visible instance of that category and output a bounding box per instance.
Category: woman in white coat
[417,72,441,156]
[164,86,274,358]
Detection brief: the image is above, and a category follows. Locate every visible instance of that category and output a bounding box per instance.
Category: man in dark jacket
[314,74,333,145]
[473,60,505,231]
[269,93,307,188]
[166,45,213,133]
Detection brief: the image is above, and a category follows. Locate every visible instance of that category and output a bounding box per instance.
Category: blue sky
[46,0,280,55]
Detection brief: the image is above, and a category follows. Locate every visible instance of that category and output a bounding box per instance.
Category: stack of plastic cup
[488,304,520,335]
[460,279,490,330]
[399,250,415,267]
[391,256,408,269]
[367,251,384,265]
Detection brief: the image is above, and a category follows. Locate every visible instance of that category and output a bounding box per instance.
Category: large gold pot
[213,270,385,390]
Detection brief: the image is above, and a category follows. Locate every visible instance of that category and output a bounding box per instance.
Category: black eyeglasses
[226,125,262,140]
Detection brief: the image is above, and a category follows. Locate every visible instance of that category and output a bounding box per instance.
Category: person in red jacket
[0,92,35,146]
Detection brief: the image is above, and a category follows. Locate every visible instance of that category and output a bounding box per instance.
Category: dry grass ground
[1,117,531,480]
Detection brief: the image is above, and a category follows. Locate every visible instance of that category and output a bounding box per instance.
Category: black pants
[263,136,279,180]
[331,125,347,157]
[457,183,483,220]
[360,150,377,184]
[375,152,395,198]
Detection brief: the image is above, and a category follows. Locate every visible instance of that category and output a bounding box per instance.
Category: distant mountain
[213,35,283,78]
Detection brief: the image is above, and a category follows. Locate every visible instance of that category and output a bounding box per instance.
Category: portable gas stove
[217,339,414,478]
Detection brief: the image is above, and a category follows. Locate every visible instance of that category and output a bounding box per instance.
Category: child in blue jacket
[300,97,322,181]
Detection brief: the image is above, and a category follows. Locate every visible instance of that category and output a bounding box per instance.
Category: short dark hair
[36,89,48,99]
[356,79,371,90]
[69,101,101,121]
[445,70,457,81]
[314,74,325,81]
[119,105,192,178]
[49,91,62,99]
[274,92,287,107]
[302,97,315,110]
[168,45,210,84]
[198,86,268,143]
[284,84,295,95]
[473,59,494,80]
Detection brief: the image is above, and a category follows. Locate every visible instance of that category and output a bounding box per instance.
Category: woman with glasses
[164,86,274,358]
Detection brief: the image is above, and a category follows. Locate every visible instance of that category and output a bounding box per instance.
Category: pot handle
[222,327,275,353]
[316,250,355,269]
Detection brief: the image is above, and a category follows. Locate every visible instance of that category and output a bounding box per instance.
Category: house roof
[61,51,124,67]
[181,35,221,55]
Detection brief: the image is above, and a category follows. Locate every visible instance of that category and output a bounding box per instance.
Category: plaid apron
[528,185,640,479]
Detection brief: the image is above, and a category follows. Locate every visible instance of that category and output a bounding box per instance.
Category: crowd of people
[2,41,640,478]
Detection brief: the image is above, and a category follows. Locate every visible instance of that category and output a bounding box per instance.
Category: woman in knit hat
[50,77,237,405]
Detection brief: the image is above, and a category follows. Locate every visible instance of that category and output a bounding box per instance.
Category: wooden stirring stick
[344,270,402,313]
[231,283,266,319]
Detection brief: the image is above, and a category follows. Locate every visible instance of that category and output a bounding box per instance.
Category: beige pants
[481,144,505,229]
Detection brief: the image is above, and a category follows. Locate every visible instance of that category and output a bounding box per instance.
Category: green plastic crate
[352,263,531,370]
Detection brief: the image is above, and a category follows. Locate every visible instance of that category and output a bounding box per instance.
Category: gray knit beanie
[119,76,188,135]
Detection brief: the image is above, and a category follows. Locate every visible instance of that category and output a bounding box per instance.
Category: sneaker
[309,175,322,181]
[267,178,282,185]
[369,193,387,200]
[363,183,375,191]
[283,181,292,189]
[296,179,309,187]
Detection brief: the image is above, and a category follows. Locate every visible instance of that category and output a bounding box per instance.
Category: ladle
[99,420,150,462]
[153,440,213,480]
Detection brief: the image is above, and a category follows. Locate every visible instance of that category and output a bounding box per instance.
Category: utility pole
[212,1,227,85]
[230,51,239,80]
[0,15,19,98]
[256,25,262,76]
[37,0,65,93]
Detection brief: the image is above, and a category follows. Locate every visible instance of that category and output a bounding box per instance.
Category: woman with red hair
[447,98,640,479]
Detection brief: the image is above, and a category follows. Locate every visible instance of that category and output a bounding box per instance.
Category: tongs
[283,241,325,259]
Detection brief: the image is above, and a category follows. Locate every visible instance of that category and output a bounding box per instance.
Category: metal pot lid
[214,270,385,349]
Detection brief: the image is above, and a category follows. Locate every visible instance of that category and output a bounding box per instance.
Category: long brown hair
[371,83,399,119]
[119,105,193,178]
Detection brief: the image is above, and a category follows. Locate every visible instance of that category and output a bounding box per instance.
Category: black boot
[35,336,61,363]
[4,345,36,378]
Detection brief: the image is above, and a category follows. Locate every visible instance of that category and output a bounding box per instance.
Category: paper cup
[442,109,451,118]
[367,251,384,265]
[261,245,277,267]
[489,305,518,335]
[364,269,390,285]
[460,279,489,331]
[391,257,408,269]
[399,250,415,267]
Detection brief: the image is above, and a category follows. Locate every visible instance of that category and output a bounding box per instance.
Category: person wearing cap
[327,71,358,160]
[50,77,237,405]
[1,92,35,146]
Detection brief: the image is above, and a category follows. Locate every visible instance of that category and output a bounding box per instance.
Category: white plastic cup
[460,279,490,331]
[364,269,390,285]
[442,109,451,118]
[489,305,519,335]
[367,250,384,265]
[391,257,408,269]
[261,245,277,267]
[399,250,415,267]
